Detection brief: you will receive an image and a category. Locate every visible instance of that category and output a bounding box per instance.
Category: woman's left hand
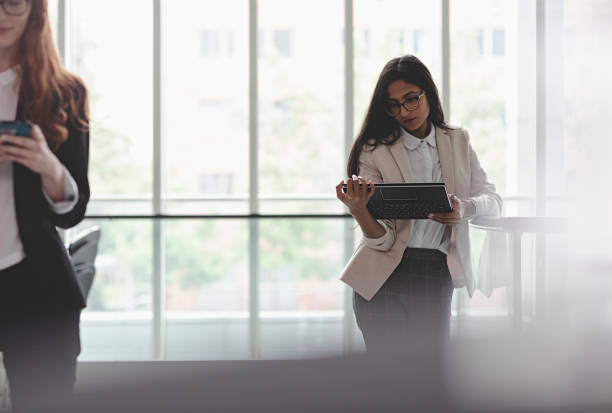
[0,124,65,201]
[0,124,63,178]
[428,194,465,227]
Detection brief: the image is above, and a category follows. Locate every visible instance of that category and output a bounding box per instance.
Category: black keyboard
[368,200,452,219]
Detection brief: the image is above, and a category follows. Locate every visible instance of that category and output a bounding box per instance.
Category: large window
[51,0,590,360]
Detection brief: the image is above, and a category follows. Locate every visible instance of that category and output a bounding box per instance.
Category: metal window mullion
[441,0,461,326]
[442,0,450,119]
[536,0,546,216]
[152,0,165,361]
[56,0,68,244]
[534,0,546,328]
[57,0,67,64]
[342,0,355,355]
[248,0,260,360]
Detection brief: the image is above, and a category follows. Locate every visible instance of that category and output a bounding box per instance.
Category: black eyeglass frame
[383,90,426,117]
[0,0,29,16]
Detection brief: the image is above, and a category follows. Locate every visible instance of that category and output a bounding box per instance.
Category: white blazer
[340,126,502,300]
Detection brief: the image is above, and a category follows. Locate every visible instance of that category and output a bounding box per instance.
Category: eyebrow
[387,91,420,102]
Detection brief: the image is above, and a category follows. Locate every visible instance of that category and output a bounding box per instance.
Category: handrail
[87,194,570,203]
[470,216,571,233]
[83,213,352,220]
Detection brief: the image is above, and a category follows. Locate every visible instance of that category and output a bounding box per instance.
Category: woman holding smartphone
[0,0,89,410]
[336,55,501,351]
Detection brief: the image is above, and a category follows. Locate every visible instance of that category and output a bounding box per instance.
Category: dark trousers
[353,247,454,353]
[0,260,81,412]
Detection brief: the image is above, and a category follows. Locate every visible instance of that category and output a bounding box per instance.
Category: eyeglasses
[0,0,29,16]
[383,90,426,117]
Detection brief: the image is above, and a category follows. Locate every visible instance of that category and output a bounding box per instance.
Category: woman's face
[386,79,430,134]
[0,0,32,51]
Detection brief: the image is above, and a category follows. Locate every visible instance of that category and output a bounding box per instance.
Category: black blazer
[13,103,90,310]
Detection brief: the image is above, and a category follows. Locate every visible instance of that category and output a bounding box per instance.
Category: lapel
[15,101,23,120]
[13,102,29,189]
[435,126,455,195]
[387,136,413,182]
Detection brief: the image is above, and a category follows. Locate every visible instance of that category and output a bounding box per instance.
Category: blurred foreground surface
[31,328,610,413]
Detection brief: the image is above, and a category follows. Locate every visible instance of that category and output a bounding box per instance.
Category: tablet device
[342,182,452,219]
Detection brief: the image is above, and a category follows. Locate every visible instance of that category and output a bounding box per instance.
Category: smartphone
[0,121,32,138]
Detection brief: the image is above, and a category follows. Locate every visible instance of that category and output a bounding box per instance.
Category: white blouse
[363,124,477,254]
[0,67,79,270]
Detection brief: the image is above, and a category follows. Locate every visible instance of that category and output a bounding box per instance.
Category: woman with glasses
[336,55,501,352]
[0,0,89,410]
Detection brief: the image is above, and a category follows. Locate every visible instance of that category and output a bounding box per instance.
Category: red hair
[16,0,88,150]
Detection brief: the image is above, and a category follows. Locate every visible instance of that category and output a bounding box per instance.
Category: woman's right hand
[336,175,376,217]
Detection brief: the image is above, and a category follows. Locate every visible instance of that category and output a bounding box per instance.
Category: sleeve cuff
[363,220,394,251]
[43,165,80,214]
[464,198,478,221]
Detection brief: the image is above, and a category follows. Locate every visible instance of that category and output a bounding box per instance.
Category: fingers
[335,181,346,201]
[367,181,376,200]
[1,134,36,149]
[31,124,46,142]
[0,147,32,169]
[449,194,461,208]
[345,177,355,198]
[0,139,39,171]
[428,212,460,226]
[346,175,372,200]
[428,213,443,223]
[0,126,47,170]
[429,214,454,223]
[0,143,32,159]
[429,218,460,226]
[346,175,359,199]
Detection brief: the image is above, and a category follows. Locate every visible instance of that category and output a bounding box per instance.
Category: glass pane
[557,1,612,324]
[69,219,153,361]
[354,0,442,137]
[451,0,536,215]
[258,0,344,214]
[258,218,346,358]
[556,1,611,216]
[48,0,58,43]
[451,0,537,320]
[68,0,153,214]
[164,219,249,360]
[161,0,249,215]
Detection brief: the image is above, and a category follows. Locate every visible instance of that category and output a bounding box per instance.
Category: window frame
[54,0,554,360]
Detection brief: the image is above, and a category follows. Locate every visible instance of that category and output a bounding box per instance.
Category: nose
[398,104,410,117]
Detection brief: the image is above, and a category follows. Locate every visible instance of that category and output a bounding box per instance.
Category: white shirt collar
[0,67,18,87]
[401,123,436,151]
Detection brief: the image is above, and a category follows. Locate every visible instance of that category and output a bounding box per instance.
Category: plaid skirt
[353,247,454,352]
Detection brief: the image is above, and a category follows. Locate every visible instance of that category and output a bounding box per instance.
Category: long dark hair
[347,55,448,177]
